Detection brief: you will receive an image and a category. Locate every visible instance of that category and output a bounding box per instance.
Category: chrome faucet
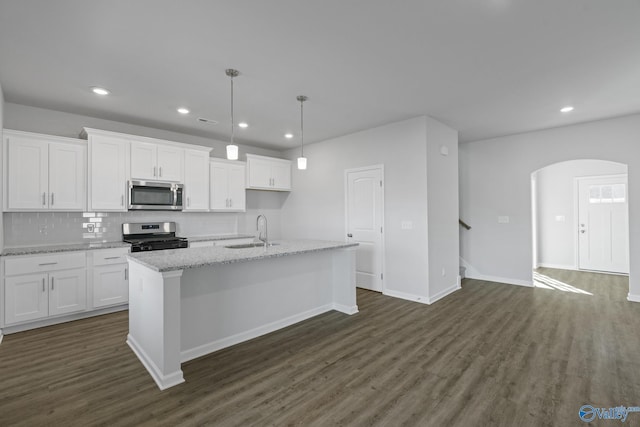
[256,215,268,246]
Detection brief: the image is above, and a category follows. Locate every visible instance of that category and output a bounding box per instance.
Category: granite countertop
[1,241,131,256]
[187,234,254,242]
[128,239,358,272]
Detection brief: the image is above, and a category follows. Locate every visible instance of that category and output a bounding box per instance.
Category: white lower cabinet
[4,268,86,324]
[92,264,128,308]
[48,269,87,316]
[2,247,129,329]
[89,248,129,309]
[5,273,49,324]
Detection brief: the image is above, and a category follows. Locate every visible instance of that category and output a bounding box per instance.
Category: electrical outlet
[498,216,510,224]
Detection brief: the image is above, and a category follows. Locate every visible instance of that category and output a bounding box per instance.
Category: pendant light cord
[230,75,235,145]
[300,98,304,157]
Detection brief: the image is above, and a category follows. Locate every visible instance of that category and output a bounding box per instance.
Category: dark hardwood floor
[1,268,639,426]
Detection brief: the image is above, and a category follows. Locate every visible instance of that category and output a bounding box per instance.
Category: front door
[346,166,384,292]
[577,175,629,274]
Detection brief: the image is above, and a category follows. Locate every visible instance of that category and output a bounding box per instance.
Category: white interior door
[346,166,384,292]
[578,175,629,274]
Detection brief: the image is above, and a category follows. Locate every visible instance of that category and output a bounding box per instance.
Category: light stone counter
[1,241,130,256]
[128,239,357,272]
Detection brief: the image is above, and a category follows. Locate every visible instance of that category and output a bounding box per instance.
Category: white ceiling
[0,1,639,150]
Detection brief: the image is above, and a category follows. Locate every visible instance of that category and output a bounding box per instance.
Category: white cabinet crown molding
[81,127,212,153]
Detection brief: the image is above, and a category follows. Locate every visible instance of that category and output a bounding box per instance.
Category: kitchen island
[126,240,358,390]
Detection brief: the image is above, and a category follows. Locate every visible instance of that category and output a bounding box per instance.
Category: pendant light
[225,68,239,160]
[297,95,308,170]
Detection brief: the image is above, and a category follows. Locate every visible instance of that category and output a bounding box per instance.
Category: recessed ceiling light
[177,107,190,114]
[285,133,294,139]
[238,122,248,128]
[560,106,574,113]
[91,87,110,96]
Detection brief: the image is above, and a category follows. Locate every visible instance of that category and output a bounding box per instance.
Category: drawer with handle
[4,252,86,276]
[92,248,129,266]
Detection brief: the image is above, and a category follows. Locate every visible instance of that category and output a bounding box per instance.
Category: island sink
[225,242,279,249]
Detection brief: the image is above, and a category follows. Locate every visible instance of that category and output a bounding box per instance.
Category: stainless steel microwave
[128,180,183,210]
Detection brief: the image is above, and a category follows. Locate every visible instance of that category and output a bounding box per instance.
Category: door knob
[347,233,353,238]
[581,230,586,233]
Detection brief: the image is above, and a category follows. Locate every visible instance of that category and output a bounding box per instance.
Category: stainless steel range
[122,222,188,252]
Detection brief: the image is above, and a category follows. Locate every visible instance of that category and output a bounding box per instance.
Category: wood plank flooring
[1,268,639,426]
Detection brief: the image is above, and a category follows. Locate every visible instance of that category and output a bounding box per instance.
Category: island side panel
[332,246,358,314]
[180,250,339,362]
[126,261,185,390]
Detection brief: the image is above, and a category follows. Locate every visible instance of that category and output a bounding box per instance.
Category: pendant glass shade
[226,144,239,160]
[297,156,307,170]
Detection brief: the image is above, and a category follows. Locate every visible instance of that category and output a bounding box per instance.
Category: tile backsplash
[3,211,241,247]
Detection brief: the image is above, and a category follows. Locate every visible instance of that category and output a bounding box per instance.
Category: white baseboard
[537,263,576,271]
[428,280,462,304]
[465,272,534,287]
[127,334,185,391]
[181,304,335,363]
[1,304,128,335]
[460,256,533,288]
[383,289,430,305]
[627,293,640,303]
[333,303,359,315]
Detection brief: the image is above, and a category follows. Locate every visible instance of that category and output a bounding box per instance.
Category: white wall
[0,83,4,250]
[4,103,281,160]
[459,113,640,301]
[535,159,627,270]
[426,118,460,299]
[281,116,459,304]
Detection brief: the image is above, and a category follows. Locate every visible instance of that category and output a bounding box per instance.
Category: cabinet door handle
[42,278,45,292]
[153,166,157,177]
[125,268,128,280]
[38,262,58,266]
[42,192,46,206]
[121,195,124,206]
[104,256,120,260]
[187,197,190,207]
[159,166,162,177]
[230,198,233,207]
[51,193,54,206]
[51,277,54,290]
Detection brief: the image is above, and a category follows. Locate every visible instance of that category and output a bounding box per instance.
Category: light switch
[440,145,449,156]
[401,221,413,230]
[555,215,566,222]
[498,216,510,224]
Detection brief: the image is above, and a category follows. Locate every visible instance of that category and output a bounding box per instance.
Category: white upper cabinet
[86,131,129,212]
[245,154,291,191]
[130,140,184,182]
[48,143,86,210]
[210,159,246,211]
[130,141,156,180]
[183,149,210,211]
[3,130,86,211]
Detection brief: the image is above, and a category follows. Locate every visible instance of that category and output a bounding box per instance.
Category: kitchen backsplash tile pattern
[3,211,240,247]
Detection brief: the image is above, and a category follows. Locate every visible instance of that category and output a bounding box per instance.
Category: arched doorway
[531,159,629,291]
